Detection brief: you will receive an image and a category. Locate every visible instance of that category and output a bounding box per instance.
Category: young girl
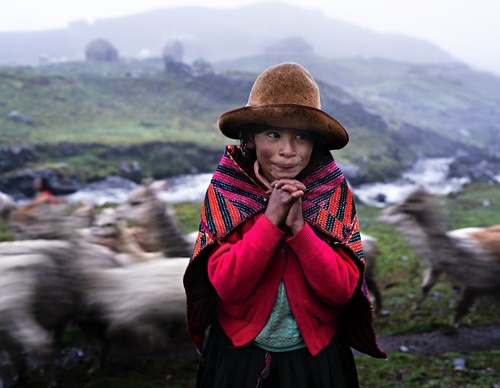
[183,62,386,387]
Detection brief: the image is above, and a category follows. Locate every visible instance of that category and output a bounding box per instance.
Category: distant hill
[0,2,457,66]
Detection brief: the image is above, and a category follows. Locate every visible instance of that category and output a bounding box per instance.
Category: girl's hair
[239,124,329,180]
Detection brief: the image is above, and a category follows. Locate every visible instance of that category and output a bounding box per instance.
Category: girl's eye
[267,131,280,139]
[296,133,311,140]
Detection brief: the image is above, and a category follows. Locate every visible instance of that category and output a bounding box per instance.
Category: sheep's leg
[413,266,441,310]
[365,277,383,315]
[11,321,55,387]
[2,338,29,387]
[86,333,114,375]
[448,288,476,334]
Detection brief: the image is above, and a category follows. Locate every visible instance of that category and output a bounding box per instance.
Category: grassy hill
[0,62,234,147]
[0,56,497,190]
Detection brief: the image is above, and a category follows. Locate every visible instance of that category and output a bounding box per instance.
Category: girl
[183,62,386,388]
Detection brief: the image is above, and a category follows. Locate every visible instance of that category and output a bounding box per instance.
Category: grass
[357,351,500,388]
[0,66,229,147]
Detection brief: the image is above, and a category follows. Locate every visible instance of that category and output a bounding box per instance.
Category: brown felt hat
[217,62,349,150]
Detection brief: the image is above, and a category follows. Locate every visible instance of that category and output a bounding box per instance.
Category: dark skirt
[196,322,359,388]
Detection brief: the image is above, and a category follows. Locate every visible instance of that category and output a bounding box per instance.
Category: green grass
[0,66,229,147]
[357,351,500,388]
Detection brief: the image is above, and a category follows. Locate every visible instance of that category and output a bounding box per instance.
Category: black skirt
[196,322,359,388]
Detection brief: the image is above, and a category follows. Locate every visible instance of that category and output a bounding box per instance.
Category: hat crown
[247,62,321,109]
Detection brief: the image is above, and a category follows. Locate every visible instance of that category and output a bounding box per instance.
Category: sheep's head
[379,188,446,232]
[90,209,123,238]
[115,185,164,226]
[0,192,18,222]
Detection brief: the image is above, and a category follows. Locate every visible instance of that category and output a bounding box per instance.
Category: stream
[61,157,471,208]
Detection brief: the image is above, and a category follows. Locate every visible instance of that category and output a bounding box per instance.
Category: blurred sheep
[75,257,189,372]
[2,198,190,377]
[379,188,500,332]
[361,232,383,316]
[0,239,78,387]
[114,181,195,257]
[84,208,163,262]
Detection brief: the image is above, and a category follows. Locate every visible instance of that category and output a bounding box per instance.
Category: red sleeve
[207,215,284,303]
[287,223,360,306]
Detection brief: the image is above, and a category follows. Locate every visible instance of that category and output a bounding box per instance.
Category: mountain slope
[217,54,500,150]
[0,57,488,189]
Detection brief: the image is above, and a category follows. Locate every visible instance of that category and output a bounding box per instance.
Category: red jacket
[207,213,360,356]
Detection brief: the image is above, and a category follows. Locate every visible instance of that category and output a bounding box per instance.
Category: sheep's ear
[142,178,154,187]
[102,207,116,215]
[149,180,169,192]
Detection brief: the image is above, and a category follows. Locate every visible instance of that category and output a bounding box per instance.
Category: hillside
[1,55,499,198]
[218,55,500,149]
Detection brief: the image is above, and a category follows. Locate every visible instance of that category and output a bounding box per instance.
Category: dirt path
[357,324,500,356]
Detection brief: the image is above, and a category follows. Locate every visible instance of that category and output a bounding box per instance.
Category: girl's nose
[279,138,296,156]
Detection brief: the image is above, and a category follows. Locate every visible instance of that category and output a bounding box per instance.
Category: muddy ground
[356,324,500,356]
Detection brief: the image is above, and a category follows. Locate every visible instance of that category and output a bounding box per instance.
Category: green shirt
[253,282,306,352]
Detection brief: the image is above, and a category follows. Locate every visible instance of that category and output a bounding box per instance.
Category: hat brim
[217,104,349,150]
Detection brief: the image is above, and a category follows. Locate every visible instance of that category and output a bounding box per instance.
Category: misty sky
[2,0,499,76]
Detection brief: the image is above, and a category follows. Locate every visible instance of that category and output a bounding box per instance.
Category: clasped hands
[265,179,306,236]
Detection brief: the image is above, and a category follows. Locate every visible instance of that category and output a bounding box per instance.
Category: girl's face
[247,127,314,182]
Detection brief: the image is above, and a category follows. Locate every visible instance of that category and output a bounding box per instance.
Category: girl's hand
[264,179,305,230]
[285,197,304,236]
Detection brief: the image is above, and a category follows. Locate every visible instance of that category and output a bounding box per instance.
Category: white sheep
[0,239,76,387]
[74,257,189,372]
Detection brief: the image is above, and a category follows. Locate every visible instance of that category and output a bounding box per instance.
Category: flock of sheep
[0,183,499,386]
[0,184,193,387]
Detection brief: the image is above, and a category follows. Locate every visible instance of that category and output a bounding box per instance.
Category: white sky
[1,0,499,75]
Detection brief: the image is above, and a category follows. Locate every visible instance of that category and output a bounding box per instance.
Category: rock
[453,358,466,371]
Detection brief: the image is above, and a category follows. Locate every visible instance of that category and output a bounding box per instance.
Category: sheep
[0,202,127,384]
[114,181,195,257]
[360,232,383,316]
[84,208,163,262]
[378,188,500,332]
[69,201,97,229]
[0,237,142,384]
[0,239,78,387]
[3,198,191,374]
[75,257,189,372]
[7,202,82,241]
